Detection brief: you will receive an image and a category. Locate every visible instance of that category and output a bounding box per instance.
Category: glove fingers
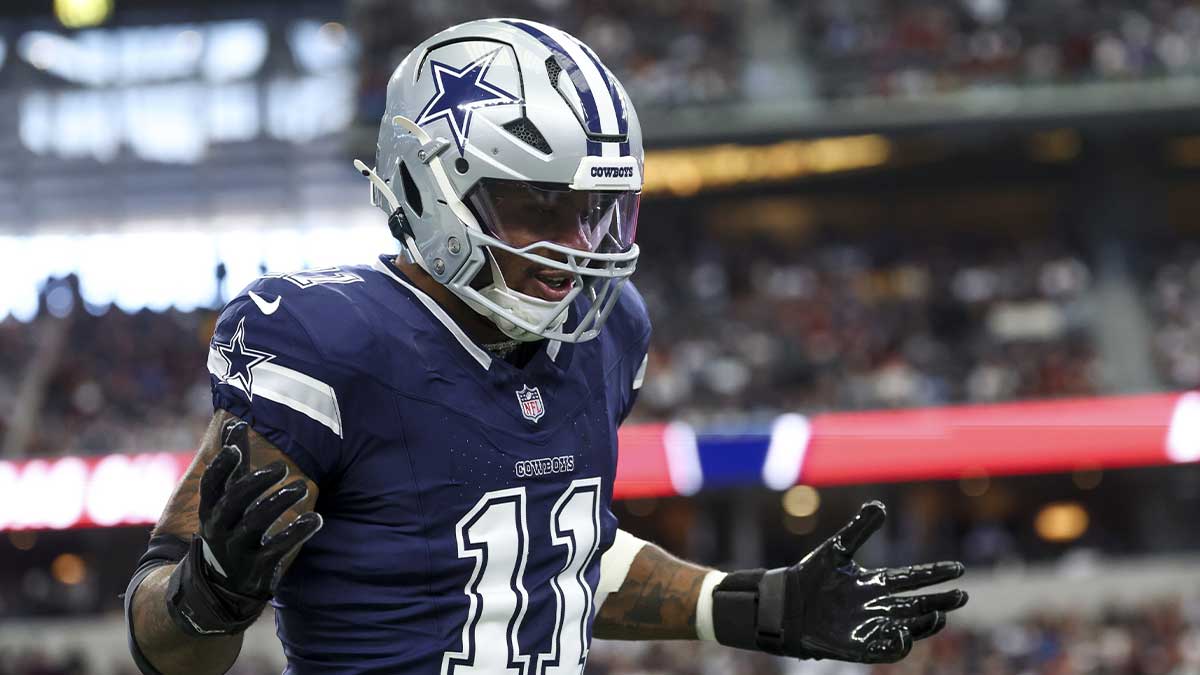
[885,561,965,593]
[221,420,251,480]
[258,512,324,589]
[865,625,913,664]
[832,501,887,559]
[236,479,311,543]
[876,589,968,617]
[211,461,288,532]
[261,511,323,557]
[902,611,947,641]
[199,444,242,524]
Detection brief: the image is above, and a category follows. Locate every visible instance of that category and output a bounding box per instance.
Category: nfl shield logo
[515,385,545,423]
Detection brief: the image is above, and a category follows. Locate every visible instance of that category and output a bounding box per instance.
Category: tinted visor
[465,179,640,254]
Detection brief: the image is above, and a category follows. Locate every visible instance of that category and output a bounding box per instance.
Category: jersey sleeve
[207,282,352,485]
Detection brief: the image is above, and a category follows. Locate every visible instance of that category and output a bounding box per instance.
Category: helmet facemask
[459,179,640,342]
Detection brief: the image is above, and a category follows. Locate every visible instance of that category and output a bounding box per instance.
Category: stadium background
[3,0,1200,672]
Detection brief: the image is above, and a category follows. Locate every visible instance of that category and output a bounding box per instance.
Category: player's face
[466,180,640,302]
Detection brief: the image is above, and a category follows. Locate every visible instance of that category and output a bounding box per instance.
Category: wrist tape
[165,536,265,637]
[711,567,792,655]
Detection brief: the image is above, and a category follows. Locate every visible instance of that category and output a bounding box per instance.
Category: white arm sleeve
[595,529,649,609]
[593,529,728,641]
[694,570,728,642]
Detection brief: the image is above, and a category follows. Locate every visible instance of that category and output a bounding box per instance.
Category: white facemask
[464,254,570,342]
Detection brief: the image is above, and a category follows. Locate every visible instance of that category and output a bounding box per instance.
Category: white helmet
[357,18,643,343]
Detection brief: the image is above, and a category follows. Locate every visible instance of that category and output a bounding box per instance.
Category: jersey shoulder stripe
[206,346,343,437]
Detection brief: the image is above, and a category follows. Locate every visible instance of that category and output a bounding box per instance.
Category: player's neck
[389,256,509,345]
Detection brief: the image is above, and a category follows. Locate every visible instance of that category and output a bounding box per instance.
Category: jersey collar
[371,255,568,373]
[371,256,494,370]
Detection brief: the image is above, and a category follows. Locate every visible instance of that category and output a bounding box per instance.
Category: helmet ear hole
[399,162,423,217]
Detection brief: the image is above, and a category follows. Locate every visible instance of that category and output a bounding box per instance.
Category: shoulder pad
[235,269,379,374]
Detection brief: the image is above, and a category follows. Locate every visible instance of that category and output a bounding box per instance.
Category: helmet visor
[465,179,640,255]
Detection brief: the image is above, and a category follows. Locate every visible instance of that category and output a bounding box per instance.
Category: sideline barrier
[2,391,1197,530]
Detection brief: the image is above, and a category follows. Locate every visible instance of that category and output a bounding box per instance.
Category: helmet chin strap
[465,252,569,342]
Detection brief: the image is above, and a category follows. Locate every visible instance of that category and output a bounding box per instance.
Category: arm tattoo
[132,410,318,674]
[593,544,710,640]
[152,411,226,538]
[154,409,317,538]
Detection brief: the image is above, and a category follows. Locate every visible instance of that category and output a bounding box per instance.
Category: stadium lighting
[51,553,87,585]
[319,22,347,44]
[662,422,703,496]
[0,453,186,531]
[1034,502,1089,543]
[781,485,820,518]
[642,135,891,197]
[8,531,36,550]
[54,0,113,29]
[1166,391,1200,463]
[762,413,811,490]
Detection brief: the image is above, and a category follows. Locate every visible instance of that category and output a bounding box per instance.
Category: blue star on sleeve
[213,317,276,400]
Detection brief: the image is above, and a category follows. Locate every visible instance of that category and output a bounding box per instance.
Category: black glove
[712,501,967,663]
[166,419,323,636]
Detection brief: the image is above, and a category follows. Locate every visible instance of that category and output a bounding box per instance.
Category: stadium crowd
[632,234,1097,425]
[350,0,1200,116]
[4,233,1099,456]
[19,308,213,459]
[1146,243,1200,390]
[352,0,740,119]
[780,0,1200,101]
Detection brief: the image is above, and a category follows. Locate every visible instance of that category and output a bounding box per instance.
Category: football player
[124,19,968,674]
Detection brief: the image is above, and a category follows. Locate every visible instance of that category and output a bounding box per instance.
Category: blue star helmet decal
[214,317,275,400]
[415,47,521,156]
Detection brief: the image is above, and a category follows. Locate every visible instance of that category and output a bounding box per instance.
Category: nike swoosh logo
[248,291,281,315]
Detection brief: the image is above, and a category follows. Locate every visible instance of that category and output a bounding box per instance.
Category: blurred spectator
[1147,244,1200,389]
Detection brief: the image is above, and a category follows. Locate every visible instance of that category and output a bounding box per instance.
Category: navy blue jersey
[206,256,650,674]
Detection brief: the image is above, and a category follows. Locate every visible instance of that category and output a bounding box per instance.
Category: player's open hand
[712,501,967,663]
[166,419,322,636]
[198,419,323,600]
[781,501,966,662]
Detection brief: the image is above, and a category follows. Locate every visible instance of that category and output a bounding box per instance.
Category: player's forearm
[131,564,243,675]
[593,543,711,640]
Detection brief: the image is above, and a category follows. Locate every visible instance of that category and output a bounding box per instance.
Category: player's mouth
[528,268,575,301]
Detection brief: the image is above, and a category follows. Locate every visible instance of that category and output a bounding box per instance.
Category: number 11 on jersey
[442,478,603,675]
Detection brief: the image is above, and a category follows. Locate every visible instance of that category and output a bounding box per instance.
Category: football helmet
[358,18,643,343]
